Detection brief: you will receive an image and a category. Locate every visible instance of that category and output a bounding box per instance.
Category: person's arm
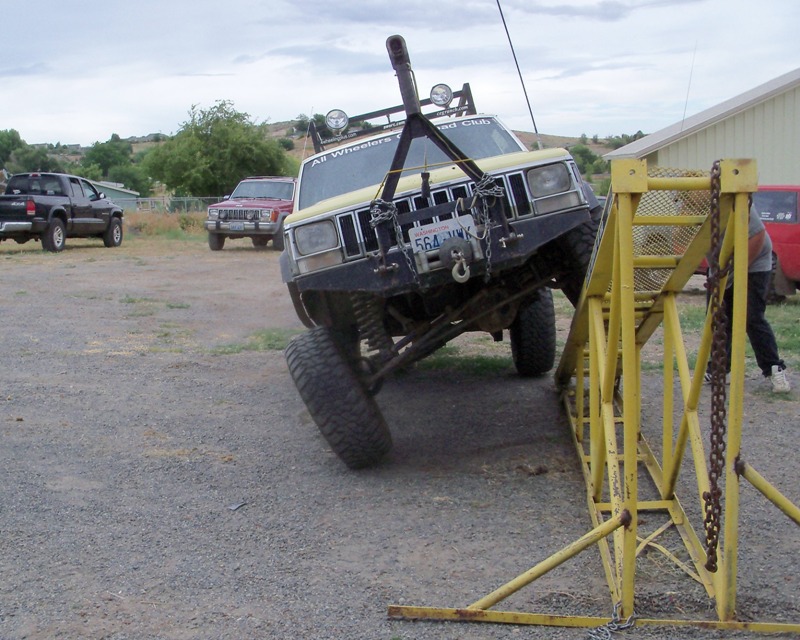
[748,229,765,266]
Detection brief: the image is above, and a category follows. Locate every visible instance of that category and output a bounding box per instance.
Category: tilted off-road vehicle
[282,36,601,468]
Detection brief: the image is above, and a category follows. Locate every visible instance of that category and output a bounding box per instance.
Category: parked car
[0,172,124,252]
[205,176,296,251]
[753,185,800,300]
[696,185,799,302]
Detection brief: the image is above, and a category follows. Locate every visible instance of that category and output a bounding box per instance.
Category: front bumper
[205,220,280,235]
[287,207,590,295]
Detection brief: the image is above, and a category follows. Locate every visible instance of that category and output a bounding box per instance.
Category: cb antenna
[496,0,543,150]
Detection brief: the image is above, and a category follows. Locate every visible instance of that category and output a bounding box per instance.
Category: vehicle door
[80,179,111,232]
[68,177,94,233]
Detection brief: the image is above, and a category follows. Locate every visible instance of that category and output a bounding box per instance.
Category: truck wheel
[103,217,123,247]
[285,326,392,469]
[208,232,225,251]
[42,218,66,252]
[558,215,600,306]
[252,237,269,248]
[272,221,285,251]
[510,287,556,377]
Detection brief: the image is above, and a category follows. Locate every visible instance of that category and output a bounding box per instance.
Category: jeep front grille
[216,209,269,220]
[337,176,522,259]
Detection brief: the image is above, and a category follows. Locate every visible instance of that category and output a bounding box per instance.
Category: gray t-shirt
[749,205,773,273]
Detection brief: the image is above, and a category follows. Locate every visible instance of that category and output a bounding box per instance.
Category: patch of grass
[166,301,190,310]
[212,328,302,354]
[125,211,206,238]
[417,343,511,376]
[120,295,159,304]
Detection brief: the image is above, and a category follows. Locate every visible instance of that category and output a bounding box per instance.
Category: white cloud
[1,0,797,146]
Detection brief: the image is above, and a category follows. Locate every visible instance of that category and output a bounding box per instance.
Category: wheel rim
[113,224,122,243]
[54,226,64,248]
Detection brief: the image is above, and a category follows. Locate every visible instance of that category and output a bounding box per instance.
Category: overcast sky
[2,0,797,147]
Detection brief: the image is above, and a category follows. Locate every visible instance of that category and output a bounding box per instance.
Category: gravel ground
[1,236,798,640]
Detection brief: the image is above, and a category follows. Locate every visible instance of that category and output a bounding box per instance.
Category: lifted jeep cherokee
[283,36,601,469]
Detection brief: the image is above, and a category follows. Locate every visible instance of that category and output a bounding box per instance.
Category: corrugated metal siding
[653,86,800,184]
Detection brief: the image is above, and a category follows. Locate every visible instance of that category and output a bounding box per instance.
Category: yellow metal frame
[389,158,800,633]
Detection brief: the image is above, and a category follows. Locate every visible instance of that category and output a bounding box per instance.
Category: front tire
[103,217,123,247]
[510,287,556,377]
[42,218,65,252]
[208,232,225,251]
[557,215,600,306]
[252,236,269,248]
[285,326,392,469]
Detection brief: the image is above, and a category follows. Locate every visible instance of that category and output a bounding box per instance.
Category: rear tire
[285,326,392,469]
[42,218,65,252]
[208,232,225,251]
[510,287,556,377]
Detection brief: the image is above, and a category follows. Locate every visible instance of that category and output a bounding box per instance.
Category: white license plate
[409,215,476,254]
[229,221,245,231]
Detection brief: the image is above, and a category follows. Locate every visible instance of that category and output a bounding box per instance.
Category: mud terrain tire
[285,326,392,469]
[557,216,600,306]
[510,287,556,377]
[208,232,225,251]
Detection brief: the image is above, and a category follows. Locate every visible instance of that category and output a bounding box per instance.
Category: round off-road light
[430,83,453,107]
[325,109,349,132]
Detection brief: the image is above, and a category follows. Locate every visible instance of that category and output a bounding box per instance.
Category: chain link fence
[115,197,220,214]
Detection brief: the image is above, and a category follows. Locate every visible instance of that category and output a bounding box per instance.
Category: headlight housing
[527,164,571,197]
[208,209,219,219]
[295,220,339,255]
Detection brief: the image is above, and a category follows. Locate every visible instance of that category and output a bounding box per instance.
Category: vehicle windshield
[753,190,798,223]
[298,116,524,210]
[231,180,294,200]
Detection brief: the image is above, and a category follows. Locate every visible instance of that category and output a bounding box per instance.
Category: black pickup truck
[0,172,124,251]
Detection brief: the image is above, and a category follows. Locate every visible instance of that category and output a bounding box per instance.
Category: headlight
[294,220,339,255]
[527,164,571,197]
[219,210,228,220]
[208,209,219,219]
[247,211,255,221]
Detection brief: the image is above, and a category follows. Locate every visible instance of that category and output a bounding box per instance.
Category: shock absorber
[351,292,394,359]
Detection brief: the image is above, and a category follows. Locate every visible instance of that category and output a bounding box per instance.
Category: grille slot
[216,208,268,220]
[338,175,516,258]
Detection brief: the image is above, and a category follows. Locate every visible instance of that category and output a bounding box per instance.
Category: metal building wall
[651,86,800,185]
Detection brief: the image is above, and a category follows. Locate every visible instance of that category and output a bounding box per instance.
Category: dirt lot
[1,235,798,639]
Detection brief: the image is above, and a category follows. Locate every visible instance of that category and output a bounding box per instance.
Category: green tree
[82,134,132,176]
[6,145,65,173]
[569,144,600,175]
[0,129,24,166]
[145,101,294,197]
[108,164,152,197]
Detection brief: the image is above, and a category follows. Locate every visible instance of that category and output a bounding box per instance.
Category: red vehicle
[754,185,800,299]
[205,176,296,251]
[696,185,799,301]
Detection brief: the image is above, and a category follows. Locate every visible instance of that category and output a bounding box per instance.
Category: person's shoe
[770,365,791,393]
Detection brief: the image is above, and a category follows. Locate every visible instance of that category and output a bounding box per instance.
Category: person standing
[705,204,790,393]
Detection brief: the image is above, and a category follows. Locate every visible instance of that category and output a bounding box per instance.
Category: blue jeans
[719,271,785,377]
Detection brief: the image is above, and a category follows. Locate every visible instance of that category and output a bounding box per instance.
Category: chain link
[702,159,731,573]
[587,602,637,639]
[369,199,420,287]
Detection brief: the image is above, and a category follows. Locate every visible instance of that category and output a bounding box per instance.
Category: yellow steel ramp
[389,158,800,634]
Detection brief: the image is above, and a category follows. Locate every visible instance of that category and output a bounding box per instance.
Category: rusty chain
[702,159,732,572]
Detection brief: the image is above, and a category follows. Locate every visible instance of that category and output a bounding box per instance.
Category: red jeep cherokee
[206,176,296,251]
